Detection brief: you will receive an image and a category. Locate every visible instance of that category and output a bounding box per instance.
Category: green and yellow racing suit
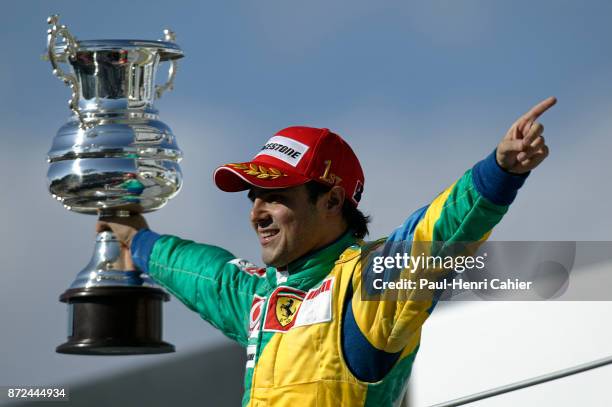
[131,150,528,406]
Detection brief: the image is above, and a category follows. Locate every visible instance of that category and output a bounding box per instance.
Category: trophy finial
[163,29,176,42]
[47,14,59,26]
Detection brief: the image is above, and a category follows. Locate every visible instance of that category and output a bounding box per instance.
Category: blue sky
[1,0,611,393]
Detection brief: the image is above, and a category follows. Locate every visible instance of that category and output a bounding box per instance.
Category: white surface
[411,262,612,406]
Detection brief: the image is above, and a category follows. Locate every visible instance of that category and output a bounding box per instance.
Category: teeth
[261,230,278,238]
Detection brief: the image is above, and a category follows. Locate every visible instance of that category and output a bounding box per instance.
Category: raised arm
[97,216,269,346]
[342,97,556,381]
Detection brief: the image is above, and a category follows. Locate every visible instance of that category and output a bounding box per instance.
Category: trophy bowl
[45,15,184,355]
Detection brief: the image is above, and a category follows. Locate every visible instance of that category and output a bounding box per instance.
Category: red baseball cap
[213,126,365,206]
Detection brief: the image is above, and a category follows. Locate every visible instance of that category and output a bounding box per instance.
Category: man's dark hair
[304,181,370,239]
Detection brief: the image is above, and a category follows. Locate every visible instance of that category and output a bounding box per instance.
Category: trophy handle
[46,15,89,129]
[155,29,179,99]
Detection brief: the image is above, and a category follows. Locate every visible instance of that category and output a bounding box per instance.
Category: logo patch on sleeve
[228,258,267,278]
[255,135,309,167]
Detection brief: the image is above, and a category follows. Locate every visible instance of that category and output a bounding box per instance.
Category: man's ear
[326,186,345,214]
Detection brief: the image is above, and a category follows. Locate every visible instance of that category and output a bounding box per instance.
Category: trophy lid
[52,39,183,62]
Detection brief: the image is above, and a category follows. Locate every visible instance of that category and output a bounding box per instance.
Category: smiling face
[248,185,336,267]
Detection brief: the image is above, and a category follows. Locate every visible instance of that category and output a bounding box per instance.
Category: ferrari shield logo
[263,286,306,332]
[275,296,302,327]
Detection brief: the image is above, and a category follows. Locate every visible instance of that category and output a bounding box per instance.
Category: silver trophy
[45,15,183,355]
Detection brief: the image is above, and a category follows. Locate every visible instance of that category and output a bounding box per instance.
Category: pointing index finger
[522,96,557,121]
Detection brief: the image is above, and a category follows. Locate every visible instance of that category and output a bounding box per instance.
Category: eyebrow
[248,188,288,202]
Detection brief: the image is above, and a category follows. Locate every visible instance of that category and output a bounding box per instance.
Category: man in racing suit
[98,97,556,406]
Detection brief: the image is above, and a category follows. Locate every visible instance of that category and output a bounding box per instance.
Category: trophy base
[57,286,175,355]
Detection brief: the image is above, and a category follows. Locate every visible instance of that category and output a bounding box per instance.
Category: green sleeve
[148,235,269,346]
